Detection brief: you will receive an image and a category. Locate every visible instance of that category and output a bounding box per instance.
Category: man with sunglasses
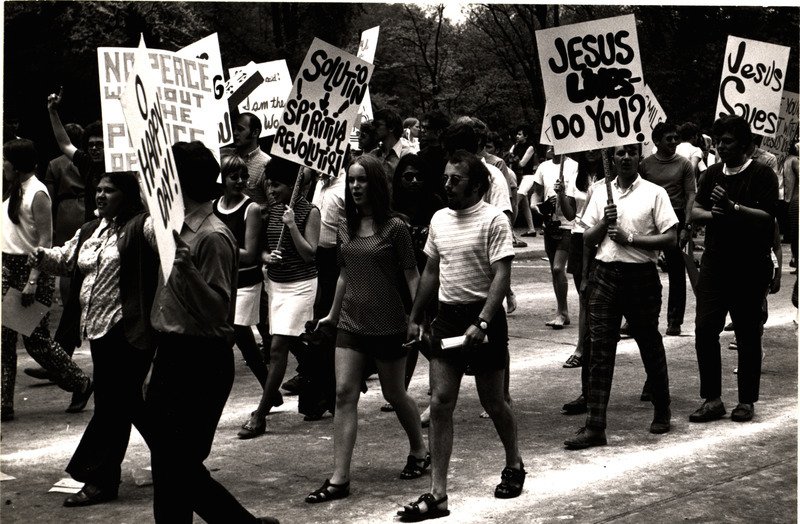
[640,122,696,337]
[400,151,524,522]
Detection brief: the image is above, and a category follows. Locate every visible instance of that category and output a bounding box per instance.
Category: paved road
[1,230,796,523]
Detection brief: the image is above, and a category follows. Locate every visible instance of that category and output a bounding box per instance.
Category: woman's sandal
[494,459,526,498]
[305,479,350,503]
[400,452,431,479]
[397,493,450,522]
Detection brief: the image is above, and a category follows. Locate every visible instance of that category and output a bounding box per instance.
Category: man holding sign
[145,142,278,524]
[566,143,677,449]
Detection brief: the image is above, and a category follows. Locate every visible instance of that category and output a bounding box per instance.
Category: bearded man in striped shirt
[398,150,524,522]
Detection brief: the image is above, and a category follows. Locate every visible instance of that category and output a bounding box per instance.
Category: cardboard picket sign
[536,14,647,155]
[351,26,380,151]
[271,38,374,176]
[641,84,667,158]
[98,33,226,172]
[228,60,293,138]
[355,26,379,125]
[760,91,799,171]
[119,40,184,282]
[714,36,790,138]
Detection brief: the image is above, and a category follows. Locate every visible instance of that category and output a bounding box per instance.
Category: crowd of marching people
[1,83,797,522]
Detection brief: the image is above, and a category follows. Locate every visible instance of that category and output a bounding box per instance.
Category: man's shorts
[430,301,508,375]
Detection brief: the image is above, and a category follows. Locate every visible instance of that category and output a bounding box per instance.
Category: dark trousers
[694,256,772,404]
[145,333,257,524]
[66,323,154,489]
[586,262,670,430]
[663,212,687,327]
[314,246,340,318]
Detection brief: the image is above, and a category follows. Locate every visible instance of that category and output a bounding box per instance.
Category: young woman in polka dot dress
[306,155,430,503]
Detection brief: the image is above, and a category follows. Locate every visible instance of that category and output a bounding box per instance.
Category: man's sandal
[304,479,350,503]
[397,493,450,522]
[494,460,526,498]
[400,452,431,479]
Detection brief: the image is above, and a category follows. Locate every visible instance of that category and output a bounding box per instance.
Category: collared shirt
[39,218,157,341]
[311,170,346,249]
[151,202,238,340]
[371,139,413,180]
[582,175,678,264]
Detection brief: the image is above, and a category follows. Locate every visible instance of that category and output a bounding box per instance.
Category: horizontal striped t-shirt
[424,200,514,304]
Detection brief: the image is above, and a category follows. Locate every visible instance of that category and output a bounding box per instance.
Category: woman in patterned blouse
[31,170,160,507]
[305,154,429,504]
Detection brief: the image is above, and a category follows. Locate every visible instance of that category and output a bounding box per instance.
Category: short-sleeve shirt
[425,200,514,304]
[696,160,778,264]
[639,154,696,211]
[533,158,579,229]
[483,160,512,214]
[582,175,678,264]
[337,216,416,335]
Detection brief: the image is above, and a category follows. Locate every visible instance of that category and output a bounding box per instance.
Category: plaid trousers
[586,261,670,430]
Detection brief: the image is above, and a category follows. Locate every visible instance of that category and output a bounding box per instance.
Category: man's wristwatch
[733,202,741,213]
[28,280,37,285]
[626,232,634,245]
[684,223,692,231]
[474,318,489,332]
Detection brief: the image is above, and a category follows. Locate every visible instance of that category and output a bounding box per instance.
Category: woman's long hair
[344,154,395,237]
[3,138,37,225]
[99,171,145,226]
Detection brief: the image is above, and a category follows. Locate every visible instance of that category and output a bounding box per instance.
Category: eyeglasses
[441,174,465,185]
[87,141,104,150]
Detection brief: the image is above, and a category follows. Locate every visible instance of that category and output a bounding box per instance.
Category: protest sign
[351,26,380,151]
[641,84,667,158]
[217,65,265,147]
[228,60,293,138]
[355,26,379,125]
[272,38,374,176]
[760,91,799,171]
[536,14,647,155]
[119,41,184,281]
[540,104,553,146]
[98,34,226,171]
[715,36,790,138]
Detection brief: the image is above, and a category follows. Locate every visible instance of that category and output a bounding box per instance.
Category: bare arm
[47,89,78,161]
[463,256,512,347]
[239,203,263,265]
[407,257,440,341]
[22,191,54,305]
[284,207,320,263]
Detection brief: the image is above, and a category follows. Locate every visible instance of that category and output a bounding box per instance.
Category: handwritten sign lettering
[119,42,184,281]
[715,36,790,137]
[99,34,226,171]
[761,91,799,171]
[229,60,292,138]
[536,15,646,154]
[272,38,373,176]
[351,26,380,151]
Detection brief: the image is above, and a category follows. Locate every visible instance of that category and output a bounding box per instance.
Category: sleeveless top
[213,196,262,288]
[2,176,51,254]
[266,197,318,283]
